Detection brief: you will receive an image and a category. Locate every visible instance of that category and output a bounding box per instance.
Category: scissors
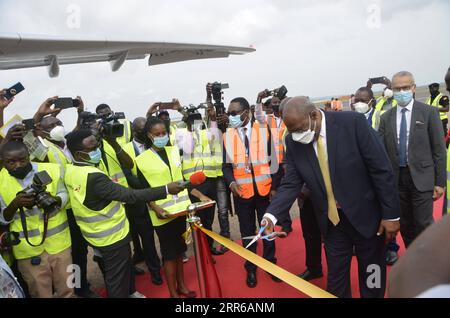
[243,225,287,249]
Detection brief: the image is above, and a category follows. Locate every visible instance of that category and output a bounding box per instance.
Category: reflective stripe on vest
[0,163,71,260]
[223,122,272,199]
[135,146,191,227]
[426,94,448,121]
[81,218,127,239]
[65,164,129,247]
[18,221,69,239]
[181,130,218,179]
[267,116,286,164]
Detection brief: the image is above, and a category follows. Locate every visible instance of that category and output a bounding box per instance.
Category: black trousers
[189,178,217,249]
[66,208,90,295]
[95,243,134,298]
[398,167,434,248]
[299,197,322,272]
[324,211,386,298]
[234,193,276,272]
[125,206,161,273]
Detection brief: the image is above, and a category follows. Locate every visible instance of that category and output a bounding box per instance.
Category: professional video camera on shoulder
[79,111,125,138]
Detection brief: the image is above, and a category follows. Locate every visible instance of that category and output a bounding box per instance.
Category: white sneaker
[129,291,146,298]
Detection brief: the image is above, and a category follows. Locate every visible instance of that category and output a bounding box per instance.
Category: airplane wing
[0,33,255,77]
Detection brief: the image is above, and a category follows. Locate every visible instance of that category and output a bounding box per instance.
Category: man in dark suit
[262,96,400,298]
[378,71,447,248]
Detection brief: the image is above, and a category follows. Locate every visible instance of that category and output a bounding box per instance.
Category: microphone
[179,171,207,188]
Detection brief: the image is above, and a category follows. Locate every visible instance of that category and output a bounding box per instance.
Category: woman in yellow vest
[135,118,211,298]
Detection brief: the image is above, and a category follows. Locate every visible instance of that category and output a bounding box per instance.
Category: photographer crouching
[0,141,73,298]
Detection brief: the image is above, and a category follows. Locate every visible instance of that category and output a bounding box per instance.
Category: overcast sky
[0,0,449,128]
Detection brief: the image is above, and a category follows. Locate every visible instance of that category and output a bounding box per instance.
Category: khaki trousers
[17,247,74,298]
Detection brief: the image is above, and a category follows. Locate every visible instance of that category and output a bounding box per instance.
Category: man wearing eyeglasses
[378,71,447,248]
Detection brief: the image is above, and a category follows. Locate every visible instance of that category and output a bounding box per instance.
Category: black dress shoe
[297,269,323,281]
[133,266,145,276]
[246,272,257,288]
[150,272,163,285]
[270,274,282,283]
[210,247,225,256]
[386,250,398,266]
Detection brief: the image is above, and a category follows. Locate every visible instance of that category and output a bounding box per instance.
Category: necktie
[317,136,340,226]
[399,108,408,167]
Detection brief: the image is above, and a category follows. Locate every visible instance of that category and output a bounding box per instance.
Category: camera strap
[19,208,49,247]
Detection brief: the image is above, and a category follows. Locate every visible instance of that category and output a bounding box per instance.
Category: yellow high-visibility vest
[181,130,219,179]
[426,94,448,121]
[135,146,191,227]
[116,120,132,147]
[0,163,71,260]
[64,164,129,247]
[99,141,129,188]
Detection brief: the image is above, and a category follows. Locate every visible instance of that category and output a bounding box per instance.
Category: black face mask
[9,163,33,180]
[135,131,147,144]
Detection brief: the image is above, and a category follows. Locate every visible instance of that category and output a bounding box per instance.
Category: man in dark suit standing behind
[262,97,400,298]
[378,71,447,248]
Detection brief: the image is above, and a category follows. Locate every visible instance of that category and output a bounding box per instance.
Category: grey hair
[392,71,415,84]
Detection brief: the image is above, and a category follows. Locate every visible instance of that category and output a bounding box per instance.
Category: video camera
[21,171,60,215]
[269,85,288,101]
[211,82,229,132]
[80,111,125,138]
[182,104,206,127]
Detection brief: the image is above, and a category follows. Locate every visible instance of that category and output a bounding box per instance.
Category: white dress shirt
[396,99,414,159]
[132,139,146,155]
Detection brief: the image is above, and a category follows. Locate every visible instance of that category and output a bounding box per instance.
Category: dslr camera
[80,111,125,138]
[21,171,60,215]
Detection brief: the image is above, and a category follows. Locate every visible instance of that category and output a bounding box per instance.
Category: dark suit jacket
[268,111,400,239]
[378,101,447,192]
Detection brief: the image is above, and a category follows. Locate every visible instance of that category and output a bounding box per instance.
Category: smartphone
[159,102,175,110]
[3,82,25,100]
[54,98,77,109]
[369,77,387,85]
[22,119,35,131]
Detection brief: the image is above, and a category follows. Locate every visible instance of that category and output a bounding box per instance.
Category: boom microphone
[179,171,207,188]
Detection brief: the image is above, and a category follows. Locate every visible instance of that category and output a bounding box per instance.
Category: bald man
[262,97,400,298]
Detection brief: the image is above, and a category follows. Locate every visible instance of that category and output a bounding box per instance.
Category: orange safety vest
[267,115,286,164]
[224,122,272,199]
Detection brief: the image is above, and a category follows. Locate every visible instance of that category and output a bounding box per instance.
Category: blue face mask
[152,134,169,148]
[229,114,243,128]
[394,90,414,107]
[84,148,102,164]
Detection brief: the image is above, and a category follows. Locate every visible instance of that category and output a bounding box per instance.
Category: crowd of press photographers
[0,68,450,298]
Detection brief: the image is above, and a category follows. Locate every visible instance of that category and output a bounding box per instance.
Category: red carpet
[98,199,444,298]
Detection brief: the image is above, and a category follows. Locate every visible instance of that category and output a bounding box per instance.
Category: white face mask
[353,101,371,114]
[292,115,317,144]
[384,89,394,99]
[49,125,66,142]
